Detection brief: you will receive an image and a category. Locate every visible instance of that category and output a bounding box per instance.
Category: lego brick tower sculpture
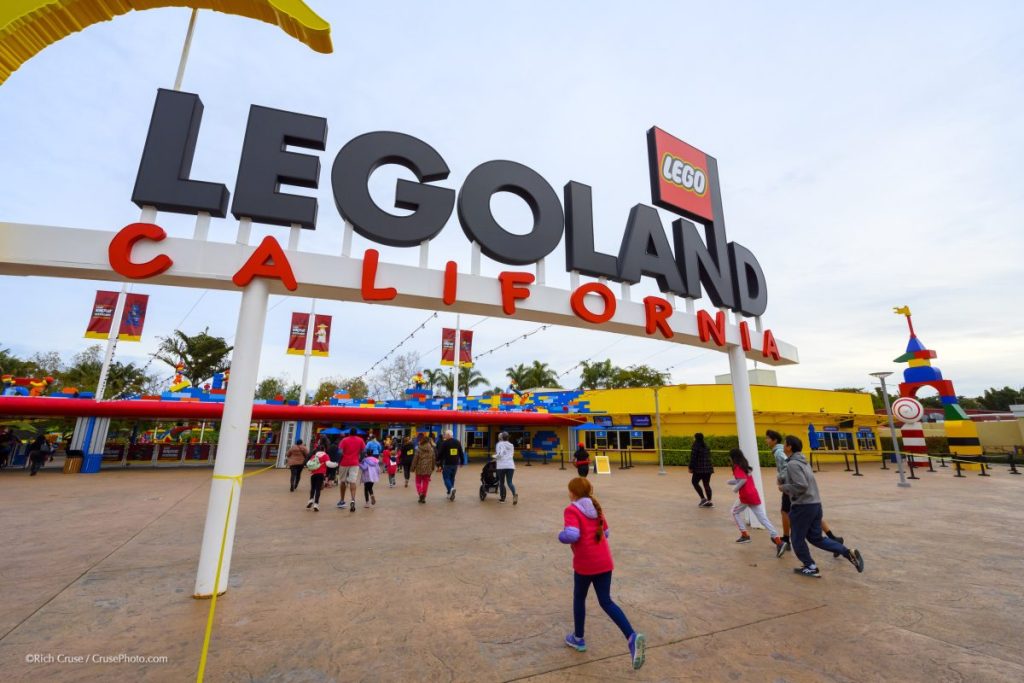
[892,306,982,461]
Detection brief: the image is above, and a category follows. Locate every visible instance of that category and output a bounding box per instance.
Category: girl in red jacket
[558,477,646,670]
[727,448,783,548]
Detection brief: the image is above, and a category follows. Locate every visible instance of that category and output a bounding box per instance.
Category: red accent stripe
[0,397,584,425]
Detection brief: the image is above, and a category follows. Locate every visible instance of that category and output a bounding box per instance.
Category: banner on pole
[84,291,148,341]
[440,328,456,366]
[311,314,331,357]
[459,330,473,367]
[287,313,309,355]
[118,294,148,341]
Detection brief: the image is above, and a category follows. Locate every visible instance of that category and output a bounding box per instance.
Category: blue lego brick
[940,395,959,405]
[903,366,943,383]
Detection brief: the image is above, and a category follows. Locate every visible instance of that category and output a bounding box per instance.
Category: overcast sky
[1,1,1022,398]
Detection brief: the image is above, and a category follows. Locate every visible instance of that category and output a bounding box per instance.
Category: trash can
[63,449,84,474]
[81,452,103,474]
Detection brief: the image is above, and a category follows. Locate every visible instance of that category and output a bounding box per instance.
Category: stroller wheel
[479,485,487,501]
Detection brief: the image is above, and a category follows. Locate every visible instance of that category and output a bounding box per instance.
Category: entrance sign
[0,87,799,597]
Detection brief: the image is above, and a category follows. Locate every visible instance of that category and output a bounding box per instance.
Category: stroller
[479,460,499,500]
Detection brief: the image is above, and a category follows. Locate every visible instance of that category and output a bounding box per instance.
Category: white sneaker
[306,499,314,509]
[364,502,370,508]
[312,503,319,512]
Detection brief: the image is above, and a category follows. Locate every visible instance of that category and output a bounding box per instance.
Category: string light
[357,312,438,379]
[474,324,550,360]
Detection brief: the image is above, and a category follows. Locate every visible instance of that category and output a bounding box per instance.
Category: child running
[360,451,380,508]
[384,447,398,488]
[305,450,336,512]
[726,448,784,550]
[559,477,646,670]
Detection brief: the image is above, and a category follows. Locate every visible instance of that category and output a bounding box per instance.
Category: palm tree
[422,368,448,392]
[505,363,531,389]
[437,367,490,396]
[153,328,232,387]
[526,360,560,389]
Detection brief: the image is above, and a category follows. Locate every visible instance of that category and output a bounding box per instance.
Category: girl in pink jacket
[558,477,646,670]
[727,448,783,549]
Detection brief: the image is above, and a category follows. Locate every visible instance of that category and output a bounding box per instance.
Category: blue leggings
[573,571,633,639]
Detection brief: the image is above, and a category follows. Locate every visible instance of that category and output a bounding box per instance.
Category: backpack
[305,453,322,472]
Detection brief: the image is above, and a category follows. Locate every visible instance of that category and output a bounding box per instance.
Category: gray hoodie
[778,452,821,505]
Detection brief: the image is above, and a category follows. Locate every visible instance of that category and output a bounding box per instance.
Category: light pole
[654,385,665,475]
[870,371,910,488]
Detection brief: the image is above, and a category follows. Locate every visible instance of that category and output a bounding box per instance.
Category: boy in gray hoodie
[778,435,865,578]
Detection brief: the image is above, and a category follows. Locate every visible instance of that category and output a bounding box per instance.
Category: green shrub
[660,434,774,467]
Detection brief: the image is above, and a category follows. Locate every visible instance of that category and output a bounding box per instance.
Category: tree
[506,360,560,390]
[579,359,617,389]
[255,375,301,402]
[312,378,339,403]
[580,359,667,389]
[526,360,560,389]
[612,364,669,388]
[436,367,490,396]
[0,347,34,376]
[505,363,531,388]
[311,376,368,403]
[61,345,155,398]
[153,328,232,387]
[977,386,1024,412]
[422,368,448,392]
[340,377,369,400]
[369,352,421,400]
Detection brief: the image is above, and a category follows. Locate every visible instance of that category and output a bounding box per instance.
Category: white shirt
[494,441,515,469]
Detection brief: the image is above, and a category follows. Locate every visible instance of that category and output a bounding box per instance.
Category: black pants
[29,453,45,475]
[402,462,411,481]
[289,465,303,490]
[789,503,848,567]
[364,481,375,502]
[576,464,589,477]
[691,472,712,500]
[309,473,325,503]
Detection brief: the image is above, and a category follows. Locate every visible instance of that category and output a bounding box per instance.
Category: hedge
[660,435,775,467]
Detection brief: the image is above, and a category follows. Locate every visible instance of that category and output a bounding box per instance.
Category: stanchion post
[852,451,862,476]
[880,449,889,470]
[1009,447,1020,475]
[939,454,947,467]
[954,460,964,478]
[559,450,565,471]
[927,454,935,472]
[978,456,989,477]
[906,453,919,479]
[843,452,851,472]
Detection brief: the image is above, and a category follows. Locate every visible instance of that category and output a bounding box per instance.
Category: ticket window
[857,431,878,451]
[506,430,530,450]
[466,430,490,449]
[629,430,655,449]
[594,431,609,450]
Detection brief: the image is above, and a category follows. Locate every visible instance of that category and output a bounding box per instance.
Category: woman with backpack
[285,439,308,492]
[688,433,714,507]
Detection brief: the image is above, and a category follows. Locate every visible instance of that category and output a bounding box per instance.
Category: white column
[194,275,270,597]
[299,299,316,405]
[192,211,211,241]
[536,258,546,285]
[342,221,354,257]
[94,282,128,401]
[728,344,764,528]
[288,223,301,251]
[419,240,429,268]
[470,242,481,275]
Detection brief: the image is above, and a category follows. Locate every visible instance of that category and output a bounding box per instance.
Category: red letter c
[109,223,173,279]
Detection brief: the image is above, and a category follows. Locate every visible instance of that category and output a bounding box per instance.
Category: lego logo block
[661,153,707,195]
[647,127,715,223]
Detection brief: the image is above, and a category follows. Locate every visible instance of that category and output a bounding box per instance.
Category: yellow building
[462,376,884,466]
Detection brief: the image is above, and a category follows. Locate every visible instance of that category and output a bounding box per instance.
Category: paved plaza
[0,460,1020,682]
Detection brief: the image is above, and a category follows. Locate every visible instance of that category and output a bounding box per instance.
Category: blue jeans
[573,571,633,639]
[442,465,457,493]
[497,468,516,499]
[789,503,848,567]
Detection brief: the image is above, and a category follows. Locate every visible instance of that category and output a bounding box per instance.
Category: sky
[1,1,1022,398]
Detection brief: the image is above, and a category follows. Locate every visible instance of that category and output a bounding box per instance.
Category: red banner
[459,330,473,367]
[311,314,331,357]
[440,328,456,366]
[118,293,148,341]
[287,312,308,355]
[84,291,148,341]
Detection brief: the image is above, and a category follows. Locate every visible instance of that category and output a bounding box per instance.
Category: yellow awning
[0,0,333,85]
